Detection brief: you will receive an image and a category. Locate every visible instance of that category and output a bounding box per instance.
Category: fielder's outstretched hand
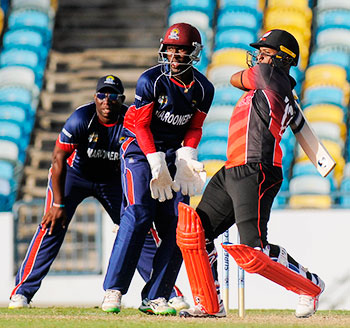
[172,147,206,196]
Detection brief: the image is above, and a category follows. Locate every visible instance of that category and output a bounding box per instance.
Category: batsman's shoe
[101,289,122,313]
[139,297,177,315]
[295,278,325,318]
[179,300,226,318]
[8,294,29,309]
[168,296,190,311]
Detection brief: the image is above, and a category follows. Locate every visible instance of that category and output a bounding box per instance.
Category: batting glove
[146,151,173,202]
[172,146,206,196]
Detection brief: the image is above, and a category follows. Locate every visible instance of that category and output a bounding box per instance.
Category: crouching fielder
[176,29,324,319]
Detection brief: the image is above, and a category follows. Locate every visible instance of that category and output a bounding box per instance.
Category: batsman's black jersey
[226,63,299,168]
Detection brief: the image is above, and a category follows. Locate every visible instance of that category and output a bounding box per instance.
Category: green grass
[0,308,349,328]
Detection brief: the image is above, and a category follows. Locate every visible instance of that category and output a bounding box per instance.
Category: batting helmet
[158,23,203,66]
[250,29,299,66]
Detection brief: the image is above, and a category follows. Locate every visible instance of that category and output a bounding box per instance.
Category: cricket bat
[290,91,336,177]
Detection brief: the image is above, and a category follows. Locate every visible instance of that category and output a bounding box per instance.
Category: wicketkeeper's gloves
[146,151,173,202]
[172,146,206,196]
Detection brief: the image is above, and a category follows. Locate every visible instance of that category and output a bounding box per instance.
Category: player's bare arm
[230,70,249,91]
[41,145,71,234]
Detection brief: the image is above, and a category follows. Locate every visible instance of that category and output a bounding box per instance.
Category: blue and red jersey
[56,102,126,182]
[226,64,298,168]
[123,65,214,154]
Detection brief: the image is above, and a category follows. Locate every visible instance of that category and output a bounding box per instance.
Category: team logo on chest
[158,94,168,106]
[88,132,99,142]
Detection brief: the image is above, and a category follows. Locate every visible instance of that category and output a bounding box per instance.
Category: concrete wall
[1,209,349,310]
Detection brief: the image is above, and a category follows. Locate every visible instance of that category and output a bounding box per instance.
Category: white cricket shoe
[178,300,226,318]
[295,278,325,318]
[168,296,190,311]
[139,297,177,315]
[8,294,29,309]
[101,289,122,313]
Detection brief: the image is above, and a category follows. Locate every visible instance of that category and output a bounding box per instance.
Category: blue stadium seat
[214,28,256,51]
[0,48,40,70]
[290,66,304,84]
[0,160,15,181]
[280,142,293,172]
[0,121,28,151]
[194,57,209,75]
[0,177,13,211]
[0,139,21,163]
[205,105,233,123]
[198,139,227,161]
[0,49,45,87]
[168,10,212,31]
[339,177,350,207]
[0,104,32,136]
[208,65,243,86]
[292,162,336,191]
[202,121,229,141]
[8,9,52,43]
[317,9,350,31]
[316,28,350,51]
[212,86,244,106]
[2,28,49,60]
[309,49,350,76]
[217,8,261,33]
[169,0,216,26]
[289,175,331,195]
[0,87,34,116]
[317,0,350,11]
[219,0,262,12]
[302,86,347,109]
[12,0,54,19]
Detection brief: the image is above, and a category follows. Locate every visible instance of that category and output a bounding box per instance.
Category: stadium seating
[203,160,225,177]
[2,28,49,60]
[0,104,32,136]
[317,0,350,11]
[204,105,233,123]
[8,9,52,43]
[0,140,20,164]
[0,0,56,211]
[198,139,227,161]
[167,0,216,74]
[212,86,244,107]
[214,28,256,52]
[202,121,229,142]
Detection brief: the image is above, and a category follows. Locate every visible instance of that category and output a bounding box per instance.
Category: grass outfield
[0,308,349,328]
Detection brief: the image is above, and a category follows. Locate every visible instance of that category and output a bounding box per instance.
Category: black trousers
[197,162,283,248]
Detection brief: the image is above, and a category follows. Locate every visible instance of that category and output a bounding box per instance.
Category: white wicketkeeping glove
[146,152,173,202]
[172,146,206,196]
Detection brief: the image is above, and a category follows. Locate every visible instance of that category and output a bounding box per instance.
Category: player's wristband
[53,203,65,208]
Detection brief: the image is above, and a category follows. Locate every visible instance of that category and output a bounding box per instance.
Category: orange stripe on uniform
[121,137,134,155]
[126,168,135,205]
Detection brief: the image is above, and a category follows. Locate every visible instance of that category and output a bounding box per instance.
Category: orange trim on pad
[222,243,321,297]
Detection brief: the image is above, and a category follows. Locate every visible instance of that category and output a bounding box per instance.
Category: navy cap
[96,75,124,94]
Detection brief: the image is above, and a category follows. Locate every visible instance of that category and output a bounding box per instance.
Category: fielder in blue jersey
[8,75,188,310]
[102,23,215,315]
